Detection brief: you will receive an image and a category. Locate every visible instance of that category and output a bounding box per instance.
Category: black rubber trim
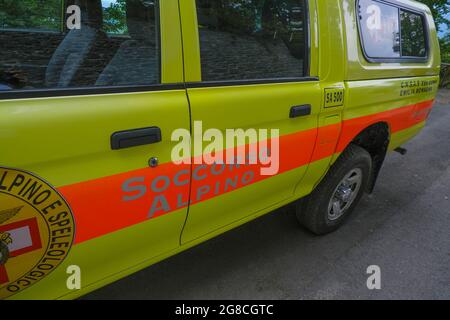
[0,77,320,100]
[0,83,186,100]
[346,74,439,82]
[185,77,319,88]
[356,0,430,64]
[303,0,311,77]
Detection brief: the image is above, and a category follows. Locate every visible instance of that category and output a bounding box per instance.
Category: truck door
[0,0,189,299]
[179,0,322,243]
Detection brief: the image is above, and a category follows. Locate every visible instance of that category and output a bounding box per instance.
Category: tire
[296,144,372,235]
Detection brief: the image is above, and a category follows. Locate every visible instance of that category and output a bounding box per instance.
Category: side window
[0,0,160,92]
[357,0,428,61]
[358,0,400,59]
[400,10,426,58]
[195,0,308,82]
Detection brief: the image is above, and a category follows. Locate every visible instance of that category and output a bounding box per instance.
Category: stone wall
[199,29,305,81]
[0,30,125,89]
[0,31,65,88]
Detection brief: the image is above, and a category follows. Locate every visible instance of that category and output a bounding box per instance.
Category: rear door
[179,0,322,243]
[0,0,189,299]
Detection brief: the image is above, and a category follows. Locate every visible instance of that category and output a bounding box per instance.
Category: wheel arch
[340,121,391,193]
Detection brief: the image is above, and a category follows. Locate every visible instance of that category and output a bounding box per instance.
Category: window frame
[356,0,430,64]
[0,0,164,100]
[191,0,314,87]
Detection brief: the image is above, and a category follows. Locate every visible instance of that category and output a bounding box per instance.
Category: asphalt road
[85,90,450,300]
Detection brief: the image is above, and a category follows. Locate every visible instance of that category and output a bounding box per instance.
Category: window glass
[400,10,426,57]
[196,0,308,82]
[358,0,400,58]
[0,0,159,91]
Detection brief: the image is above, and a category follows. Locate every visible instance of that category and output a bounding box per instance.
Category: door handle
[111,127,162,150]
[290,104,312,118]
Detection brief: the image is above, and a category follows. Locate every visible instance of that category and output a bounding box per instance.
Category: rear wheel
[296,144,372,235]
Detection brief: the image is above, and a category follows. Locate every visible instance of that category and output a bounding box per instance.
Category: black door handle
[290,104,312,118]
[111,127,162,150]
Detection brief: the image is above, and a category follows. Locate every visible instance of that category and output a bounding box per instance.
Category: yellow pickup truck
[0,0,440,300]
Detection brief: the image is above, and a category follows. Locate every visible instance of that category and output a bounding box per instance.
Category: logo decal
[0,167,75,299]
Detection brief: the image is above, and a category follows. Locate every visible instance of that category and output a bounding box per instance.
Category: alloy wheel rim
[327,168,363,221]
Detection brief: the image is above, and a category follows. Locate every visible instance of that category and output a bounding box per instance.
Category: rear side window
[195,0,309,82]
[0,0,160,92]
[357,0,428,61]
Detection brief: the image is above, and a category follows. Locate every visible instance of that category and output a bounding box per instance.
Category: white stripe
[7,226,33,252]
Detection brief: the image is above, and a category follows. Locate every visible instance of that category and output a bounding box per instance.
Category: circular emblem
[0,167,75,299]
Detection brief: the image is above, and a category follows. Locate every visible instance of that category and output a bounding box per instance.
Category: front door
[0,0,189,299]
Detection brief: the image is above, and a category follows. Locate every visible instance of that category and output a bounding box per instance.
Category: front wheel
[296,144,372,235]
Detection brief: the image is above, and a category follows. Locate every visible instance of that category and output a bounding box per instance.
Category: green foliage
[440,34,450,63]
[416,0,449,64]
[0,0,129,35]
[0,0,62,31]
[416,0,449,89]
[416,0,449,33]
[102,0,128,35]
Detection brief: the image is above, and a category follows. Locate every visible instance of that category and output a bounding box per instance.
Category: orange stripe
[59,128,318,244]
[59,163,191,244]
[58,99,434,244]
[188,127,318,205]
[336,99,433,152]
